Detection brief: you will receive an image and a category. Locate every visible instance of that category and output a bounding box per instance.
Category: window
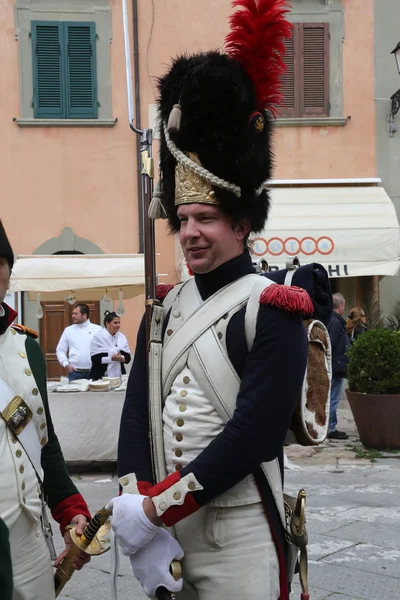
[281,23,330,118]
[31,21,97,119]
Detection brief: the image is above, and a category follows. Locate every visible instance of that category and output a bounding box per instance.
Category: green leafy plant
[347,328,400,394]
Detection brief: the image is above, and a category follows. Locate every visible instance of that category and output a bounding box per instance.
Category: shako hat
[150,0,291,234]
[0,220,14,271]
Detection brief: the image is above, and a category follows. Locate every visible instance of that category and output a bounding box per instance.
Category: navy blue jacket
[328,311,350,377]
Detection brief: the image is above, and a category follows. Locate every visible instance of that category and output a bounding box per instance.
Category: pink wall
[0,0,377,344]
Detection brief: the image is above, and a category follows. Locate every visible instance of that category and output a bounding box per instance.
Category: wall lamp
[388,42,400,136]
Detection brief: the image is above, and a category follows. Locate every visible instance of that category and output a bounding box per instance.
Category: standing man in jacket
[327,292,351,440]
[56,303,101,381]
[105,3,315,599]
[0,220,91,599]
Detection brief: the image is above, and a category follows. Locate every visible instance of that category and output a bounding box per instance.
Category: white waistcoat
[162,290,260,507]
[0,328,48,528]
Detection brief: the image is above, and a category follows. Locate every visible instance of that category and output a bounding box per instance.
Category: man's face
[177,204,250,274]
[336,301,345,316]
[72,307,87,324]
[0,257,10,305]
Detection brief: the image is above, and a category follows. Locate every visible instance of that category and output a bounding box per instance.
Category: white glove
[130,527,184,599]
[106,494,159,556]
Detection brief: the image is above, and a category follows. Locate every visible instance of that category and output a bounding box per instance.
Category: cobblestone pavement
[56,391,400,600]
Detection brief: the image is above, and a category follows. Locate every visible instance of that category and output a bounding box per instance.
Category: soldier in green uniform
[0,516,13,600]
[0,220,91,600]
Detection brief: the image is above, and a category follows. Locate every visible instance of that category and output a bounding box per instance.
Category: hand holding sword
[54,497,183,600]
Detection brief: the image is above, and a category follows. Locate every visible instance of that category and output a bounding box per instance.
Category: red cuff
[138,481,153,496]
[148,472,200,527]
[51,493,91,536]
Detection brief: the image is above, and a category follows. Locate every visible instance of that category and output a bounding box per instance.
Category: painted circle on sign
[283,237,301,256]
[300,237,317,255]
[268,237,285,256]
[317,236,335,255]
[251,237,268,257]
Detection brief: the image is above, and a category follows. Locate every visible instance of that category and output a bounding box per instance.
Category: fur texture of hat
[157,0,291,234]
[0,221,14,271]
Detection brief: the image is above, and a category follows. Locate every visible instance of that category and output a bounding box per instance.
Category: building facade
[0,0,398,375]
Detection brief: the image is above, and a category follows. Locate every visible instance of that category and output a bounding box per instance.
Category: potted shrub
[346,328,400,449]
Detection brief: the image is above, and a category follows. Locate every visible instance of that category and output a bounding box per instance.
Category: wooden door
[40,301,100,380]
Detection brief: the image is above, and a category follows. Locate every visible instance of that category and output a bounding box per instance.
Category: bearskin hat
[152,0,291,234]
[0,220,14,271]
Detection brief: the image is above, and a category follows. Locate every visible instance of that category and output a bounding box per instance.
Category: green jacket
[0,517,13,600]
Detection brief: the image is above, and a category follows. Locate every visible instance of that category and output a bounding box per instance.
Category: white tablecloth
[48,391,125,462]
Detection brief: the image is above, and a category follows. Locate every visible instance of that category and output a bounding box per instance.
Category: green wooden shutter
[66,23,97,119]
[32,22,65,118]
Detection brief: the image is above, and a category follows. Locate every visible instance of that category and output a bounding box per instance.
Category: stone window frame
[14,0,115,127]
[277,0,347,127]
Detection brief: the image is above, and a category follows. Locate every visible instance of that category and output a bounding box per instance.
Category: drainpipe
[132,0,144,253]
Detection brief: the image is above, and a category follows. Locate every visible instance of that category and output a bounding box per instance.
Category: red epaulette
[12,324,39,339]
[156,283,176,301]
[259,284,314,316]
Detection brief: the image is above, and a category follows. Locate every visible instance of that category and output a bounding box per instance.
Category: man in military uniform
[107,1,314,599]
[0,220,91,599]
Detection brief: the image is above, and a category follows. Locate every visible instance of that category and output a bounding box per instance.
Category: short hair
[74,303,90,318]
[103,311,119,327]
[332,293,345,309]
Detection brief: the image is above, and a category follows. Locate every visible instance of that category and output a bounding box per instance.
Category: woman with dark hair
[346,307,368,342]
[90,312,131,381]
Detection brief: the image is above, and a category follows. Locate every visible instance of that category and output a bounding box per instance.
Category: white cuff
[153,473,203,517]
[119,473,140,494]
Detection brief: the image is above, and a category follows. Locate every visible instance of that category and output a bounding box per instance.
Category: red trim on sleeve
[51,493,91,536]
[147,472,200,527]
[159,493,200,527]
[148,471,180,496]
[137,481,153,496]
[260,284,314,316]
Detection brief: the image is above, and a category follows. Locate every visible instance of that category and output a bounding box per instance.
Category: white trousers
[174,502,280,600]
[9,510,55,600]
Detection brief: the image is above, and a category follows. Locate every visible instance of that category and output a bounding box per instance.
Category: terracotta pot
[345,389,400,449]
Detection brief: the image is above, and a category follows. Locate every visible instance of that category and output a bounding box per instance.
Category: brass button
[41,437,47,446]
[173,492,181,501]
[22,482,26,491]
[180,390,187,398]
[37,407,44,415]
[32,388,39,396]
[176,433,183,442]
[183,376,190,384]
[172,311,181,318]
[23,497,26,504]
[188,481,196,491]
[175,449,183,457]
[11,328,16,335]
[40,423,46,430]
[218,332,223,340]
[176,418,184,427]
[175,463,183,471]
[179,404,186,412]
[159,501,167,511]
[19,465,24,474]
[16,450,22,458]
[120,477,129,487]
[19,351,26,358]
[167,329,173,336]
[25,369,32,376]
[11,435,18,444]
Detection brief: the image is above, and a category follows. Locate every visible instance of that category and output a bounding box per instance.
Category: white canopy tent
[250,186,400,278]
[10,254,147,301]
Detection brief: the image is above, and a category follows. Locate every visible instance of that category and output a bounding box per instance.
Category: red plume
[225,0,292,117]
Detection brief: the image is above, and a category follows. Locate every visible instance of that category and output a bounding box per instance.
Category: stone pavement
[55,392,400,600]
